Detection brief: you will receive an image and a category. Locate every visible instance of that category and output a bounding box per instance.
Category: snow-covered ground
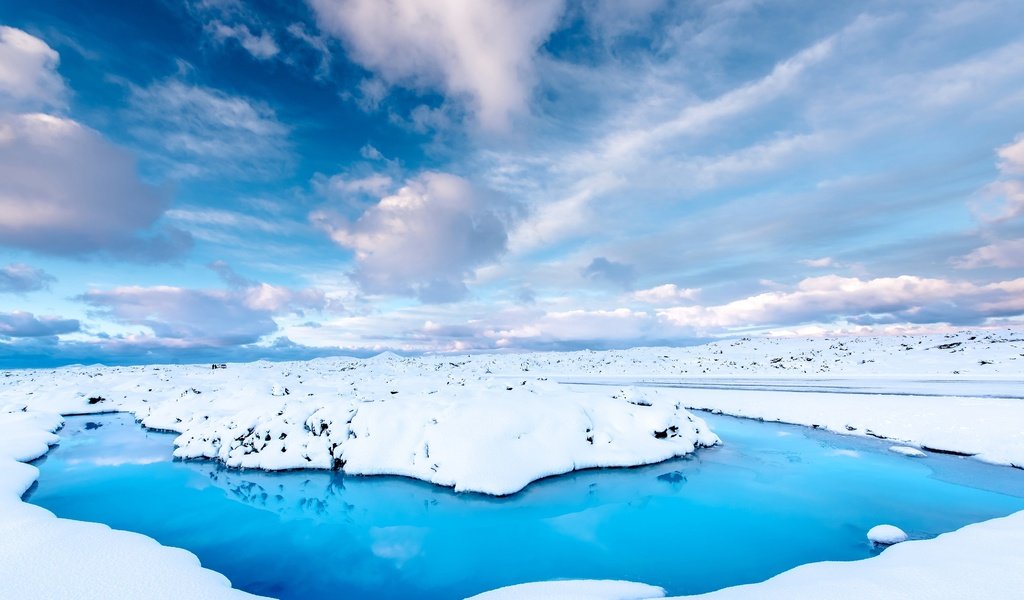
[1,328,1023,598]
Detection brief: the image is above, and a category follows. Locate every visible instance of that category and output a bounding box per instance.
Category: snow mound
[167,381,719,495]
[467,580,666,600]
[867,524,908,545]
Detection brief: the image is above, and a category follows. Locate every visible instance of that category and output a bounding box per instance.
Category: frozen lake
[25,412,1024,599]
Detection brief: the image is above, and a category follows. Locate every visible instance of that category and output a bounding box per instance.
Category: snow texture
[867,524,909,545]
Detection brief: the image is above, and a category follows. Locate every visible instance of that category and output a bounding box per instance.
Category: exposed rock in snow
[868,525,909,545]
[889,446,927,457]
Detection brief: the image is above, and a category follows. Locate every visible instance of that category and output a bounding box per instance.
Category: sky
[1,0,1024,367]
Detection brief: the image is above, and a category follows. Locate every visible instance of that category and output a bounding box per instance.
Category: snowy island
[2,329,1023,598]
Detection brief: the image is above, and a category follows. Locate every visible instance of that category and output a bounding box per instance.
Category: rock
[868,524,908,545]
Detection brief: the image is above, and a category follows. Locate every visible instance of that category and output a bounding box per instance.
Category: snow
[467,580,666,600]
[889,446,927,457]
[867,524,908,545]
[1,327,1023,598]
[2,358,721,495]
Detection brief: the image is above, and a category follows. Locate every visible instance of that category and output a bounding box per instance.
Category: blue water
[25,412,1024,599]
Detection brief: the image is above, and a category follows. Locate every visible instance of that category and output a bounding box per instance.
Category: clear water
[25,412,1024,599]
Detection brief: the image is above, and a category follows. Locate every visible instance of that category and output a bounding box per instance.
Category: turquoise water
[25,412,1024,599]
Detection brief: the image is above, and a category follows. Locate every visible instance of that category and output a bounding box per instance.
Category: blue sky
[1,0,1024,366]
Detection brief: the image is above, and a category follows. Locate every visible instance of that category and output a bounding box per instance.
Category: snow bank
[867,524,908,545]
[0,408,265,600]
[679,388,1024,468]
[468,580,666,600]
[681,512,1024,599]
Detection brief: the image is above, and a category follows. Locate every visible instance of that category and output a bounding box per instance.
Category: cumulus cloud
[0,112,190,259]
[307,0,565,129]
[582,257,636,288]
[311,172,522,302]
[657,275,1024,330]
[0,28,188,261]
[631,284,699,305]
[0,26,66,111]
[0,263,55,293]
[0,311,79,338]
[125,79,290,179]
[79,267,329,347]
[207,20,279,59]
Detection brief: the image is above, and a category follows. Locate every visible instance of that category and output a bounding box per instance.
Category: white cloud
[80,268,328,347]
[800,257,837,268]
[0,28,186,261]
[0,26,66,111]
[313,173,394,198]
[0,311,79,338]
[207,20,279,59]
[958,132,1024,268]
[953,239,1024,269]
[307,0,565,130]
[0,113,189,259]
[631,284,699,305]
[126,79,290,179]
[0,263,54,293]
[311,172,522,302]
[998,134,1024,175]
[657,274,1024,330]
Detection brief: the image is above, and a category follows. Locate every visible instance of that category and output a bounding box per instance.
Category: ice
[889,446,927,457]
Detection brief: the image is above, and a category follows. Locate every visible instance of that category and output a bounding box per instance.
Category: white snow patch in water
[889,446,927,457]
[868,524,909,545]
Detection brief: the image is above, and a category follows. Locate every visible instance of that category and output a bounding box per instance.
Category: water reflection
[26,412,1024,600]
